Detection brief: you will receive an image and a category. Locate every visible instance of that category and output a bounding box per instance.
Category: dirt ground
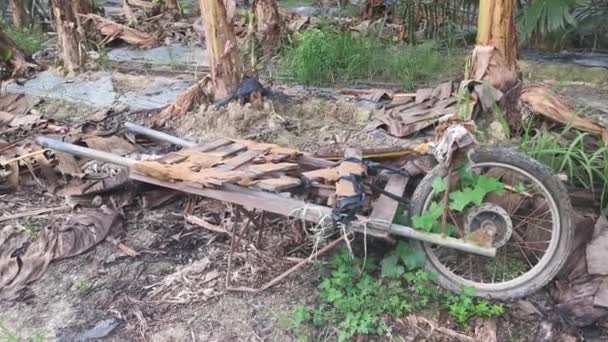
[2,59,608,341]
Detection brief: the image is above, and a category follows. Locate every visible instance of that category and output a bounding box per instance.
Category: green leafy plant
[4,26,45,56]
[444,287,504,325]
[298,244,504,340]
[519,0,578,40]
[411,166,505,235]
[74,279,95,294]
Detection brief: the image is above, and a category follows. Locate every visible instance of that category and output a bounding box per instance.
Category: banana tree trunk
[253,0,280,51]
[9,0,30,30]
[50,0,83,75]
[199,0,241,99]
[468,0,521,129]
[469,0,520,92]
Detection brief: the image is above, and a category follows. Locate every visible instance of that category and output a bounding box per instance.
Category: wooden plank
[194,138,233,152]
[215,150,259,171]
[335,148,366,197]
[206,143,247,158]
[296,155,337,169]
[252,176,301,192]
[129,172,497,257]
[246,162,298,176]
[369,174,409,230]
[302,168,339,182]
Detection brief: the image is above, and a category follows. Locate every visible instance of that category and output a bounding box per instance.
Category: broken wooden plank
[215,150,259,171]
[302,168,339,182]
[335,148,366,197]
[252,176,302,192]
[369,174,409,229]
[245,162,298,176]
[207,143,247,158]
[194,138,234,152]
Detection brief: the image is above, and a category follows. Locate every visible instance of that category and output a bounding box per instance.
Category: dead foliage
[0,208,120,300]
[520,83,608,142]
[552,214,608,327]
[80,13,160,48]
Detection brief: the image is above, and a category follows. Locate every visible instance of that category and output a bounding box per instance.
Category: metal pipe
[124,122,197,148]
[35,137,136,167]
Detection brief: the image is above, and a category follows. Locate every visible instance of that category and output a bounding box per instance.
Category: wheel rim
[421,161,561,292]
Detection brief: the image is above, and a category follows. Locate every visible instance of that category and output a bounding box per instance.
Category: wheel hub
[464,203,513,248]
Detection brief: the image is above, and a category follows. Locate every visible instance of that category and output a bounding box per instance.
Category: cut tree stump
[50,0,83,75]
[199,0,242,99]
[253,0,280,51]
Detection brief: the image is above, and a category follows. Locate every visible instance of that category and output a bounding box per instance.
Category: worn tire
[410,147,574,299]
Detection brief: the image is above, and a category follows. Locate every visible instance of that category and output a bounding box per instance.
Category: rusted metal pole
[35,137,135,167]
[124,122,196,147]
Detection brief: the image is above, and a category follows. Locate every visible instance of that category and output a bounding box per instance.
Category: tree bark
[50,0,83,75]
[253,0,281,50]
[199,0,242,99]
[469,0,520,92]
[9,0,30,30]
[468,0,521,129]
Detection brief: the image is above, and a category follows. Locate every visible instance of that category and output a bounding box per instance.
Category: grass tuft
[282,28,464,89]
[4,26,45,56]
[520,122,608,204]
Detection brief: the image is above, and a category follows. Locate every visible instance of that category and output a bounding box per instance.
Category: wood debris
[148,76,211,128]
[80,13,160,48]
[521,84,608,142]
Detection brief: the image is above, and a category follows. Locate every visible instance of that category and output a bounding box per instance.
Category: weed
[279,0,315,8]
[282,27,464,89]
[520,123,608,204]
[74,279,95,294]
[4,26,45,56]
[297,243,504,340]
[411,166,505,235]
[444,287,504,325]
[0,323,45,342]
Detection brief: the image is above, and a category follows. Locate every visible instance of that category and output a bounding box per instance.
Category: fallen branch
[227,236,344,293]
[0,206,71,222]
[0,149,49,166]
[185,214,232,236]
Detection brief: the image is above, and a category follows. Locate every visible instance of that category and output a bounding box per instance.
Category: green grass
[278,0,315,8]
[520,123,608,204]
[294,245,504,341]
[282,27,465,89]
[0,323,45,342]
[4,26,45,56]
